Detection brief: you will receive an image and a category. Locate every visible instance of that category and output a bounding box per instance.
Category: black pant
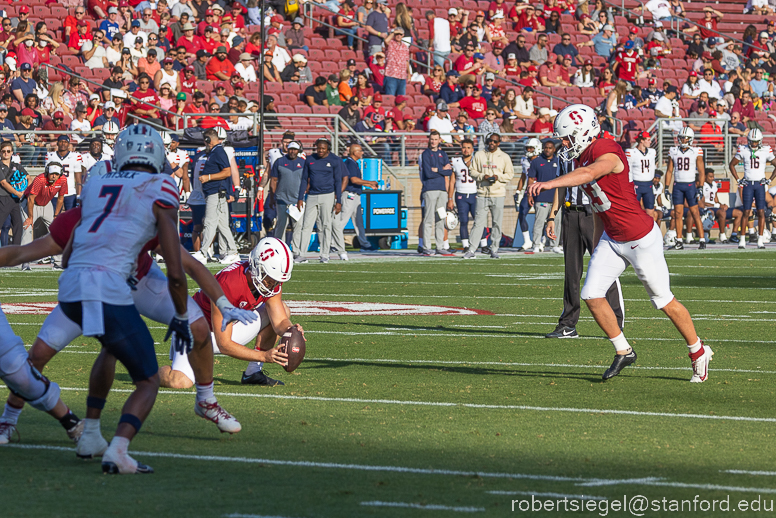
[558,208,624,329]
[0,197,22,246]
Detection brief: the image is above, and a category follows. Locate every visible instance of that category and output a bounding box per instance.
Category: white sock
[688,337,703,355]
[109,436,130,454]
[443,239,449,248]
[522,231,531,243]
[667,229,676,237]
[462,238,469,248]
[610,332,632,353]
[83,418,101,434]
[1,403,23,425]
[699,236,705,243]
[418,238,423,247]
[245,361,263,376]
[196,381,214,402]
[480,238,488,247]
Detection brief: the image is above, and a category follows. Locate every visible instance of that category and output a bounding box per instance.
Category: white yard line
[284,293,776,304]
[487,490,606,501]
[360,501,485,512]
[722,470,776,476]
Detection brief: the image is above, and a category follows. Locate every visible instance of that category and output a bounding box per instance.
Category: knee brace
[2,360,61,412]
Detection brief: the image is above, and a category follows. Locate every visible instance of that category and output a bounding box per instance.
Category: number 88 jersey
[452,156,477,194]
[735,145,775,182]
[668,146,703,183]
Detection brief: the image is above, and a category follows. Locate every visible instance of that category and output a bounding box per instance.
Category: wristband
[174,312,189,320]
[547,218,555,222]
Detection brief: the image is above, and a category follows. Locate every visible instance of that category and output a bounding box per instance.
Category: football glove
[165,314,193,355]
[737,179,747,186]
[215,296,258,331]
[761,178,772,186]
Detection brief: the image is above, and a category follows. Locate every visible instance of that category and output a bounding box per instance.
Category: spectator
[642,78,663,109]
[423,66,446,98]
[453,112,475,138]
[281,54,313,84]
[515,87,536,120]
[419,130,452,255]
[553,33,579,66]
[462,132,513,259]
[577,14,597,35]
[170,13,191,43]
[365,0,390,56]
[172,0,194,20]
[750,68,769,98]
[123,20,147,49]
[654,84,683,133]
[597,67,615,96]
[574,58,596,87]
[613,41,640,83]
[447,8,467,47]
[139,8,159,33]
[485,12,509,46]
[531,107,553,134]
[732,90,756,124]
[540,54,571,87]
[386,95,408,130]
[188,50,208,80]
[544,10,562,34]
[266,34,291,73]
[358,0,376,26]
[529,34,550,66]
[727,110,748,136]
[459,84,487,120]
[684,7,723,40]
[504,53,521,78]
[698,69,723,99]
[295,138,344,264]
[286,17,308,52]
[439,70,464,107]
[515,5,544,33]
[364,93,386,118]
[206,46,236,81]
[687,34,704,58]
[688,100,710,132]
[478,108,500,135]
[262,51,282,83]
[427,101,455,144]
[227,36,246,65]
[137,48,161,77]
[489,0,508,20]
[63,6,88,43]
[682,71,702,99]
[305,76,329,107]
[488,86,506,114]
[527,139,561,252]
[130,74,163,127]
[338,96,361,130]
[483,41,506,73]
[62,77,89,114]
[266,16,286,48]
[581,24,617,59]
[426,10,451,67]
[178,23,204,58]
[626,26,645,52]
[384,27,411,96]
[336,1,360,50]
[637,0,673,22]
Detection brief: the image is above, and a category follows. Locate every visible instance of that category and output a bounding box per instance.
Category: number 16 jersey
[668,146,703,183]
[452,156,477,194]
[735,145,775,181]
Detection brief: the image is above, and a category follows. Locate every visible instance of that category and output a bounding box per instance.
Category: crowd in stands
[0,0,775,161]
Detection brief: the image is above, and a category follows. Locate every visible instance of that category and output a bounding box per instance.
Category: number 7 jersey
[735,145,775,181]
[58,170,180,306]
[668,146,703,183]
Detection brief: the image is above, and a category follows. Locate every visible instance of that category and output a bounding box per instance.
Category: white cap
[111,88,127,99]
[89,93,100,101]
[549,109,558,117]
[492,12,504,19]
[5,57,16,71]
[287,141,301,150]
[104,101,116,109]
[507,53,516,59]
[539,107,550,116]
[717,99,727,107]
[761,31,770,39]
[603,24,614,32]
[653,21,663,27]
[47,164,63,175]
[653,32,664,41]
[485,72,495,80]
[448,7,457,15]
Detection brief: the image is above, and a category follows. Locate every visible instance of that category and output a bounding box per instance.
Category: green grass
[2,250,776,517]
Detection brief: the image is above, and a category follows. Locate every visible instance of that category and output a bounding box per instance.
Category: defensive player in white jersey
[57,125,191,474]
[46,136,83,209]
[516,138,542,250]
[665,127,706,249]
[102,120,119,154]
[80,138,113,174]
[697,169,732,242]
[446,139,479,249]
[729,128,776,249]
[652,171,669,223]
[625,131,657,219]
[162,132,191,202]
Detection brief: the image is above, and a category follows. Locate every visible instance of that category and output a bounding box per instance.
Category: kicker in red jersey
[578,138,654,242]
[192,260,278,327]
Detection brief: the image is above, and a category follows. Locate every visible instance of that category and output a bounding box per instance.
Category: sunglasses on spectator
[562,37,570,41]
[1,149,13,153]
[75,10,85,14]
[486,138,499,143]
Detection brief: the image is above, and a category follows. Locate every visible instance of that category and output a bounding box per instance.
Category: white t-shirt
[228,117,253,131]
[268,148,284,169]
[105,47,121,67]
[735,145,776,181]
[70,119,92,144]
[654,96,675,117]
[167,149,191,202]
[452,156,477,194]
[123,30,148,49]
[515,96,534,117]
[626,147,656,183]
[433,17,451,53]
[427,115,455,144]
[669,146,703,183]
[234,63,257,83]
[84,44,107,69]
[645,0,672,20]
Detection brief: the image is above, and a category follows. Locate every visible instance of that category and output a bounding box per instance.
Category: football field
[2,249,776,517]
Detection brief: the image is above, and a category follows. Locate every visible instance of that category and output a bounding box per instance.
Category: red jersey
[615,50,640,82]
[24,173,68,205]
[698,17,718,40]
[578,138,654,242]
[192,260,277,327]
[48,206,156,280]
[459,96,487,119]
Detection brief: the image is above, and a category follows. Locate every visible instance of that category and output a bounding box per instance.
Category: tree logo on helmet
[260,248,276,261]
[569,110,583,124]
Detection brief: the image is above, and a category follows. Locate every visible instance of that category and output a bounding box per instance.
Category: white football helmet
[160,131,172,147]
[113,124,166,174]
[215,126,227,141]
[102,121,119,145]
[444,210,459,230]
[553,104,600,161]
[525,138,542,158]
[748,128,763,151]
[249,237,293,297]
[701,210,715,231]
[678,126,694,149]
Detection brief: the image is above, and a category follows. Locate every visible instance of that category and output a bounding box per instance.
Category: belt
[564,205,588,212]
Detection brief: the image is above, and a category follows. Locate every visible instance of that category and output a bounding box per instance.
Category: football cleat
[102,448,154,475]
[241,370,284,386]
[76,431,109,459]
[219,254,241,265]
[195,398,242,434]
[319,257,329,263]
[21,263,31,271]
[421,249,435,256]
[339,252,349,261]
[690,345,713,383]
[293,255,308,264]
[698,241,706,250]
[739,239,746,249]
[462,251,476,259]
[602,349,637,380]
[669,241,684,250]
[190,250,207,265]
[490,251,500,259]
[545,326,579,339]
[0,421,19,444]
[758,237,766,249]
[67,419,85,444]
[552,246,564,254]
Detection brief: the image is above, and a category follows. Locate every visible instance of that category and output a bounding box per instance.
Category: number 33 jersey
[58,170,180,306]
[452,157,477,194]
[578,138,654,242]
[668,146,703,183]
[735,145,775,182]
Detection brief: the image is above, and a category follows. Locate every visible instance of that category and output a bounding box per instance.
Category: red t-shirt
[48,205,156,280]
[615,50,640,82]
[68,32,93,50]
[206,56,236,80]
[192,260,279,328]
[578,138,654,242]
[24,173,68,205]
[178,35,204,54]
[385,107,406,123]
[459,96,487,119]
[201,37,219,55]
[531,118,553,134]
[698,17,718,40]
[132,89,160,117]
[454,54,474,73]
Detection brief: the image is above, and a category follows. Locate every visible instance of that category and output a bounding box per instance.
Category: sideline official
[544,158,624,339]
[332,143,378,261]
[270,141,306,245]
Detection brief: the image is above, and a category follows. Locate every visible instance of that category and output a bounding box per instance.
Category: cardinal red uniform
[578,138,674,310]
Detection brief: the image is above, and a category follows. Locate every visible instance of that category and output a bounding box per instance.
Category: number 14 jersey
[735,145,775,182]
[668,146,703,183]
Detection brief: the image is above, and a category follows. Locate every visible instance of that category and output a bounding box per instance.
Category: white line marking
[487,491,606,501]
[360,501,485,512]
[600,480,776,495]
[722,470,776,476]
[285,293,776,304]
[576,477,664,487]
[4,386,774,424]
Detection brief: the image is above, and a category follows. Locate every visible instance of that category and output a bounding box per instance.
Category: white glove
[216,296,258,331]
[737,178,746,186]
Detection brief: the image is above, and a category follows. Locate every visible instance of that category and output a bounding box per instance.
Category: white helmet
[102,120,120,145]
[249,237,293,297]
[552,104,600,161]
[701,210,715,231]
[525,138,542,158]
[678,126,694,149]
[445,210,459,230]
[748,128,763,151]
[215,126,227,141]
[113,124,166,174]
[160,131,172,147]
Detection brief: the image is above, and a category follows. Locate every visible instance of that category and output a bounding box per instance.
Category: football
[279,326,305,372]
